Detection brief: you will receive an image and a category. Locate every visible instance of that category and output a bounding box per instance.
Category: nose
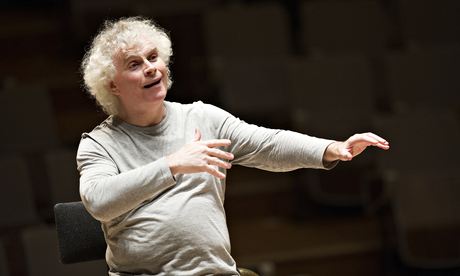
[144,60,157,76]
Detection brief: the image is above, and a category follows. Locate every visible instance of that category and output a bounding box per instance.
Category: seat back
[391,170,460,268]
[54,201,106,264]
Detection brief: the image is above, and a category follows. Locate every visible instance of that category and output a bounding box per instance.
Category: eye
[148,54,158,62]
[128,61,139,70]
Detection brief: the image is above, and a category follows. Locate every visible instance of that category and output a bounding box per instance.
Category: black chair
[54,201,258,275]
[54,201,106,264]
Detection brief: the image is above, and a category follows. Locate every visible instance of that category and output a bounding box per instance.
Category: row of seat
[67,0,460,56]
[0,240,7,276]
[0,149,80,229]
[0,215,384,276]
[0,224,107,276]
[3,43,459,149]
[212,45,460,136]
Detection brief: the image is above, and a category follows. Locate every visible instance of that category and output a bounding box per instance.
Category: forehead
[120,39,157,57]
[113,41,156,70]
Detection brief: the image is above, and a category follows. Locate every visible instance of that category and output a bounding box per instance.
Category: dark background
[0,0,459,275]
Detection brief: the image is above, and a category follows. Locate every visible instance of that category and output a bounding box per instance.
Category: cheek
[125,73,141,82]
[115,73,140,88]
[160,66,169,84]
[162,73,169,87]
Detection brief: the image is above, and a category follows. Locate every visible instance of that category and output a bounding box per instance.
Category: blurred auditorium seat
[225,166,296,220]
[374,107,460,174]
[203,2,291,58]
[211,57,291,128]
[390,170,460,269]
[21,224,107,276]
[229,216,383,276]
[44,148,81,205]
[0,9,64,58]
[384,44,460,112]
[203,2,292,122]
[372,107,460,220]
[287,54,378,208]
[300,0,389,55]
[0,240,9,276]
[288,54,375,139]
[398,0,460,46]
[0,155,39,229]
[135,0,219,15]
[0,85,60,153]
[70,0,219,38]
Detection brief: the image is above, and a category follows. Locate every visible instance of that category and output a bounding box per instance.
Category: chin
[144,86,167,102]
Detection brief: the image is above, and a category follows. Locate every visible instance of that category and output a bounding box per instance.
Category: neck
[118,102,166,127]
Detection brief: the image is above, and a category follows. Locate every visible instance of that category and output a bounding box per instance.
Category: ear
[109,81,120,95]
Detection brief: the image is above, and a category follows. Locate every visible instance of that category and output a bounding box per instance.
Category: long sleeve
[77,137,176,222]
[203,103,337,171]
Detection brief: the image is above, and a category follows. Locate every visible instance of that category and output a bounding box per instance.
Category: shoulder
[168,100,232,118]
[167,100,225,111]
[79,116,119,148]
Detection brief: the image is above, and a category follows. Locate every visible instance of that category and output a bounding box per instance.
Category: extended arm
[205,103,389,171]
[216,111,335,171]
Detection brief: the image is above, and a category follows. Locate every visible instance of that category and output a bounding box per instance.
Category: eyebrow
[123,48,158,65]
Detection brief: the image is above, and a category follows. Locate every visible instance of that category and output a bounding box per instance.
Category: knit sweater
[76,101,335,275]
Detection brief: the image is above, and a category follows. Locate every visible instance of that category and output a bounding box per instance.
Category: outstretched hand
[324,132,390,162]
[166,129,234,179]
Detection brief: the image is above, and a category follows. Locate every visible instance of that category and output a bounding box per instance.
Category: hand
[166,129,234,179]
[324,132,390,162]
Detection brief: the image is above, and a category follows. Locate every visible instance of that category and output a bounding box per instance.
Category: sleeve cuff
[158,157,177,184]
[319,140,339,170]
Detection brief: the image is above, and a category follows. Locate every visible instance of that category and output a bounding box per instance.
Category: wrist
[323,141,340,163]
[166,155,179,177]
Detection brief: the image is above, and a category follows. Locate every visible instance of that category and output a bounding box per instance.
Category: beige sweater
[77,101,335,275]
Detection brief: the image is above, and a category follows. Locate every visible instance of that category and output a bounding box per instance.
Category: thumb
[193,128,202,142]
[342,150,353,161]
[338,146,353,161]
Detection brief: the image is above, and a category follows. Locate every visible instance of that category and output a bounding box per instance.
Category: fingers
[192,129,231,148]
[205,156,232,169]
[186,129,234,179]
[349,133,390,150]
[201,144,233,179]
[205,147,234,160]
[341,152,353,161]
[365,132,390,148]
[362,133,390,150]
[203,165,226,179]
[201,139,232,148]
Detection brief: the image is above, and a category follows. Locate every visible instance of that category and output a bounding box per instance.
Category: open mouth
[143,78,162,89]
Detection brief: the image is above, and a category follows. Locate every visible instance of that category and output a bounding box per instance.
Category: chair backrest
[54,201,106,264]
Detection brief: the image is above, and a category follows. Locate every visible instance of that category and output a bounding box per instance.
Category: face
[110,39,169,115]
